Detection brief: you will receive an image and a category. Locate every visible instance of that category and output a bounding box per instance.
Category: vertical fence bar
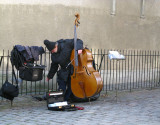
[35,81,36,95]
[30,81,32,95]
[151,51,154,89]
[97,49,99,71]
[116,55,118,91]
[141,51,143,88]
[2,50,4,88]
[106,49,109,92]
[130,50,132,91]
[7,50,9,83]
[122,50,125,90]
[152,51,154,87]
[120,57,122,91]
[43,48,46,92]
[157,51,159,86]
[112,53,115,90]
[100,49,102,75]
[127,50,130,90]
[124,50,127,90]
[109,51,112,91]
[151,50,153,89]
[156,51,158,86]
[135,50,138,88]
[103,49,105,91]
[118,50,121,90]
[48,52,51,92]
[144,50,146,88]
[157,51,160,85]
[138,50,141,88]
[39,54,42,94]
[115,57,118,99]
[147,50,149,88]
[149,50,151,88]
[93,49,95,69]
[155,51,157,86]
[153,51,156,87]
[133,50,136,89]
[25,80,27,95]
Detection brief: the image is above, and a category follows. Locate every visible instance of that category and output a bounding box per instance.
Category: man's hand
[78,50,82,55]
[46,77,50,82]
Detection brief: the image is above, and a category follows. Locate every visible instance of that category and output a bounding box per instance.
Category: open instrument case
[46,90,76,111]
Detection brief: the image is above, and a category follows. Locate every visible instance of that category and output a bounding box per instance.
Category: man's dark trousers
[57,77,72,101]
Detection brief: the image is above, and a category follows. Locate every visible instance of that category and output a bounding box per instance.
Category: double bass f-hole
[83,66,91,75]
[73,68,77,78]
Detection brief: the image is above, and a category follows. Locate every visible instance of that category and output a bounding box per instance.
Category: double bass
[70,13,103,99]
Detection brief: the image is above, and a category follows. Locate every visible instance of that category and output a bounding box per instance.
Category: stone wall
[0,0,160,53]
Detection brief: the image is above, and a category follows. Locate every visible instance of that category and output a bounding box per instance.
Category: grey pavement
[0,88,160,125]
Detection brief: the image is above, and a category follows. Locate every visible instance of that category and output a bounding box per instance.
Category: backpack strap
[6,54,18,85]
[10,52,18,85]
[12,65,18,85]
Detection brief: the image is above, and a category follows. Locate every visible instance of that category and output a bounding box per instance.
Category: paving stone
[0,88,160,125]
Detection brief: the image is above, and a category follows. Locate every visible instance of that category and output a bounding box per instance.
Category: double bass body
[71,48,103,99]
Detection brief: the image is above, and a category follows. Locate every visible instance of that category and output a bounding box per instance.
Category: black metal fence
[93,50,160,92]
[0,49,160,95]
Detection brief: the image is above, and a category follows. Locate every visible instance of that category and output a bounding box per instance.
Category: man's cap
[44,40,56,51]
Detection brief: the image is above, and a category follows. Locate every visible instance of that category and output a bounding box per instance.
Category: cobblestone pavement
[0,88,160,125]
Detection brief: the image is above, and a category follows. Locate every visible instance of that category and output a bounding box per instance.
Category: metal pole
[140,0,145,18]
[111,0,116,15]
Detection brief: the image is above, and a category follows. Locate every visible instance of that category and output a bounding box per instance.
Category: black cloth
[15,45,45,61]
[30,46,44,61]
[47,39,83,81]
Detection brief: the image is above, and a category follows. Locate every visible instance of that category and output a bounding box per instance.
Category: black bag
[0,81,19,100]
[10,46,45,81]
[0,55,19,103]
[19,64,45,81]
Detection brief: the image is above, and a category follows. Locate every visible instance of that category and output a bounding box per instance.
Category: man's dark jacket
[47,39,83,81]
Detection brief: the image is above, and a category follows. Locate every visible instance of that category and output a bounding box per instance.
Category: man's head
[44,40,58,53]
